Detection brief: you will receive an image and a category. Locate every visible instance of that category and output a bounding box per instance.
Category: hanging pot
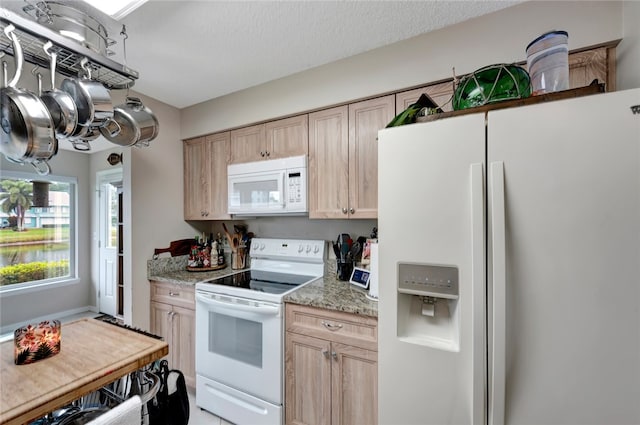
[0,25,57,175]
[68,124,100,151]
[32,1,116,57]
[60,57,112,130]
[40,42,78,138]
[100,96,159,147]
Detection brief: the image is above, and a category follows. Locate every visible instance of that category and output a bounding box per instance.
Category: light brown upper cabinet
[229,115,308,164]
[183,132,231,220]
[567,45,616,91]
[309,95,395,219]
[396,80,456,113]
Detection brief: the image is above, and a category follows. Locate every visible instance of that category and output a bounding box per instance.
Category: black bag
[147,360,190,425]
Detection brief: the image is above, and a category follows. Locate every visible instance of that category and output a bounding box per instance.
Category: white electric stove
[195,238,325,425]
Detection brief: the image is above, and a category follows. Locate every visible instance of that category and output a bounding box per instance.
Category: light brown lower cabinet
[285,303,378,425]
[150,281,196,388]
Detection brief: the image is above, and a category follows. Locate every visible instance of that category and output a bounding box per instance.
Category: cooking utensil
[100,96,159,147]
[60,57,112,129]
[40,42,78,138]
[29,1,117,57]
[332,242,341,258]
[0,25,57,175]
[152,238,194,258]
[222,223,238,252]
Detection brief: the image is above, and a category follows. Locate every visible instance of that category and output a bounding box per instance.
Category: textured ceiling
[119,0,521,109]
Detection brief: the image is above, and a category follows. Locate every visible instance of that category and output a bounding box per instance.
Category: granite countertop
[283,273,378,318]
[147,255,378,318]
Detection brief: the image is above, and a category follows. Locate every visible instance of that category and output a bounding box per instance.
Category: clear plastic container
[526,30,569,95]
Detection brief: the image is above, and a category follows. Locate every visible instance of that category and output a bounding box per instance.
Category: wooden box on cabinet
[150,281,196,388]
[230,114,308,164]
[395,42,618,116]
[309,95,394,219]
[183,132,230,220]
[285,303,378,425]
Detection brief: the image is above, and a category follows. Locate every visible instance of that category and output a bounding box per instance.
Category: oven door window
[209,311,262,367]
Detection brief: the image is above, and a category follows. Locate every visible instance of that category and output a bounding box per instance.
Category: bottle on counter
[216,232,225,265]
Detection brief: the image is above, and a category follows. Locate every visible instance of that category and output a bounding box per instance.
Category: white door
[487,89,640,424]
[98,171,122,317]
[377,113,487,425]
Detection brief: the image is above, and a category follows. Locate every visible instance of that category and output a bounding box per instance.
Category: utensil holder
[337,258,354,281]
[231,246,247,270]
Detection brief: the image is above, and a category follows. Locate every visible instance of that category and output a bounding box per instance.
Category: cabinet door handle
[321,321,343,331]
[169,292,179,297]
[341,207,348,214]
[331,351,337,360]
[349,207,355,214]
[322,349,329,358]
[260,151,265,157]
[265,151,270,157]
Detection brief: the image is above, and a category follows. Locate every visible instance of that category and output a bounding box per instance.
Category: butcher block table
[0,318,168,425]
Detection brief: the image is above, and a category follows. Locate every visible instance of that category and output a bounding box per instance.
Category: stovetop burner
[196,237,326,302]
[204,269,317,296]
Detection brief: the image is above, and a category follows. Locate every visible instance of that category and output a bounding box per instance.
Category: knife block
[337,258,354,281]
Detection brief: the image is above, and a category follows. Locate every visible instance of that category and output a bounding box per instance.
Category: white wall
[181,1,629,139]
[618,1,640,90]
[0,150,92,331]
[127,93,195,329]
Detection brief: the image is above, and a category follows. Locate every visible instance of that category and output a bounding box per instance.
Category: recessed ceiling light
[82,0,148,20]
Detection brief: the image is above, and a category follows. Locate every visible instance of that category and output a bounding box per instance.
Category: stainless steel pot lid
[0,89,29,159]
[0,87,55,161]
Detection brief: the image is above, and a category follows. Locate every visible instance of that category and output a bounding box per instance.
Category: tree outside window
[0,174,76,288]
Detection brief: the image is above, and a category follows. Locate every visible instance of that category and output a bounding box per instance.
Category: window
[0,171,77,290]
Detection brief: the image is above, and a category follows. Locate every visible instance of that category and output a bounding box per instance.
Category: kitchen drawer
[285,303,377,351]
[150,281,195,309]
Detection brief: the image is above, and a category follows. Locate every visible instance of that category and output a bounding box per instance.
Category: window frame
[0,170,79,296]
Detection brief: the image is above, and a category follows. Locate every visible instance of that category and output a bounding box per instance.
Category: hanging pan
[40,41,78,138]
[60,57,113,129]
[0,25,57,175]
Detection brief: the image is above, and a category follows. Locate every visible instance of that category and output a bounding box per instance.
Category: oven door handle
[196,293,280,316]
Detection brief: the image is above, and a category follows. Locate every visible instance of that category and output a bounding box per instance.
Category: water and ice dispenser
[396,263,460,352]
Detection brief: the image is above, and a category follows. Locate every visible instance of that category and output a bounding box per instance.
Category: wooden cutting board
[0,318,168,425]
[153,238,194,257]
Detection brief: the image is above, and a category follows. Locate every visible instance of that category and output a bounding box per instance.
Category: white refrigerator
[377,88,640,425]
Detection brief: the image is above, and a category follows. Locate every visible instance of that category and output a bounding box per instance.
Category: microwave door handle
[278,171,286,209]
[196,293,280,316]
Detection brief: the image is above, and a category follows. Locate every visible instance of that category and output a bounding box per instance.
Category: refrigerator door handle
[489,161,506,425]
[470,163,486,425]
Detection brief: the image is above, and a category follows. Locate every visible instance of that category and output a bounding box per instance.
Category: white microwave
[227,155,308,216]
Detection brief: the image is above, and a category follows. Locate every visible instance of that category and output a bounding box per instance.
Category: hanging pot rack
[0,6,138,89]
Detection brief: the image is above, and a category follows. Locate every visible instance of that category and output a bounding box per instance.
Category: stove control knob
[313,245,320,254]
[259,243,266,250]
[305,244,312,253]
[298,244,304,253]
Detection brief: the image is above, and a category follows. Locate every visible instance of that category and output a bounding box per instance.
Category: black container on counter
[337,258,354,281]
